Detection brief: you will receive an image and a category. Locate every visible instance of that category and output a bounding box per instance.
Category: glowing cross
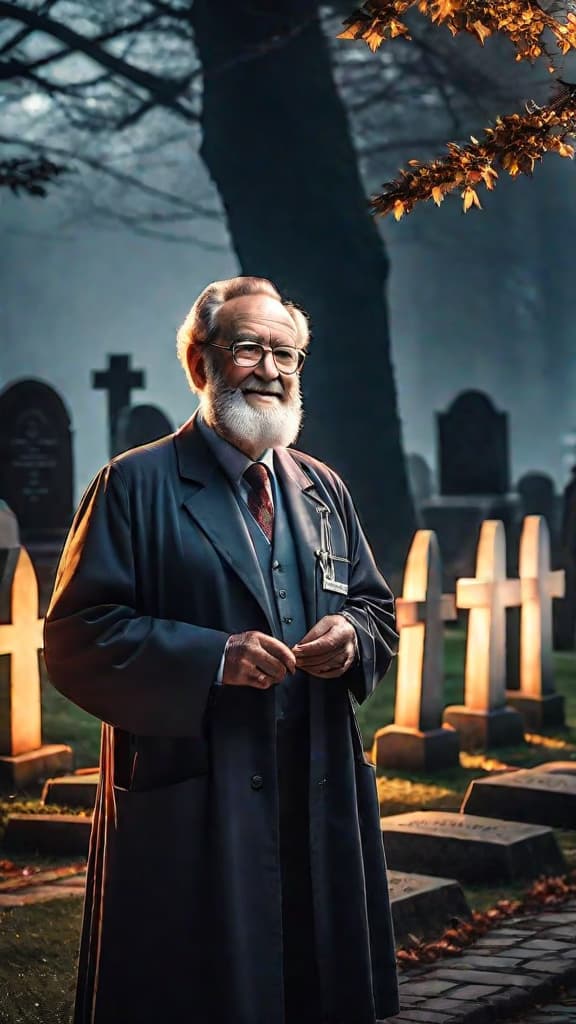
[457,519,521,712]
[395,531,456,731]
[0,547,44,756]
[519,515,565,699]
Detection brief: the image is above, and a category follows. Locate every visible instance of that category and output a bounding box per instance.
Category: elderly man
[44,277,399,1024]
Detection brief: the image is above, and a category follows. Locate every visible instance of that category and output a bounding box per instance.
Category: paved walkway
[390,900,576,1023]
[1,870,576,1021]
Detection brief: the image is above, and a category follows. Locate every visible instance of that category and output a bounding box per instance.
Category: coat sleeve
[44,463,229,737]
[334,475,399,705]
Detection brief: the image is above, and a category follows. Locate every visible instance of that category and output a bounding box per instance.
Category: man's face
[197,294,306,455]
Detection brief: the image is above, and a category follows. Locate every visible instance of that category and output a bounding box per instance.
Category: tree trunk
[191,0,415,572]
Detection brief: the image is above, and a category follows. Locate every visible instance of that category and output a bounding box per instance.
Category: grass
[0,632,574,1023]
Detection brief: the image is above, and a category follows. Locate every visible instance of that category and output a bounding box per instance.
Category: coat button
[278,590,287,599]
[251,774,264,790]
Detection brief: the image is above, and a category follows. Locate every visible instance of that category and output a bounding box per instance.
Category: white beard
[199,360,304,451]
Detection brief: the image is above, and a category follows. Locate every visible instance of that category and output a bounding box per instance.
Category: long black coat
[44,413,400,1024]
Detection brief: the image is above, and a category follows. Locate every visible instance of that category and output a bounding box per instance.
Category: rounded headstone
[116,404,174,453]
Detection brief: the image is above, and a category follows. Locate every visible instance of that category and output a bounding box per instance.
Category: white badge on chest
[315,505,350,595]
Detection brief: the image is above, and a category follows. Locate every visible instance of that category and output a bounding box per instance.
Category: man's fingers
[257,634,297,674]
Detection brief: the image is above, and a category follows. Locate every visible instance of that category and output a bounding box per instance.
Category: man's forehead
[219,295,296,337]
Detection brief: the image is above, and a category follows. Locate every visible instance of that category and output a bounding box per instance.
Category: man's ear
[188,347,207,391]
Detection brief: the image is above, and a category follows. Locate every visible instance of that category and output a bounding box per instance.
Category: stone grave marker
[92,354,145,457]
[443,520,526,750]
[42,769,99,807]
[0,545,72,788]
[373,530,459,771]
[0,380,73,544]
[380,810,565,883]
[505,516,565,730]
[530,761,576,776]
[3,813,91,855]
[406,454,434,509]
[116,404,173,453]
[0,502,19,596]
[438,390,510,497]
[554,465,576,650]
[387,870,471,945]
[461,769,576,828]
[517,473,558,536]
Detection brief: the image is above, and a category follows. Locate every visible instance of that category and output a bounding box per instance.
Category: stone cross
[456,520,521,711]
[92,355,146,458]
[395,530,456,731]
[0,546,44,756]
[519,515,565,698]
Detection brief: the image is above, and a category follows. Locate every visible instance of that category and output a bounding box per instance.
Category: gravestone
[554,465,576,650]
[387,870,471,945]
[421,391,520,587]
[0,546,73,788]
[42,769,99,808]
[0,502,19,594]
[530,761,576,776]
[505,516,565,730]
[92,354,146,458]
[3,813,91,855]
[116,404,173,453]
[373,531,459,771]
[380,810,565,883]
[516,473,558,536]
[443,520,526,749]
[438,391,509,496]
[461,770,576,829]
[0,380,73,544]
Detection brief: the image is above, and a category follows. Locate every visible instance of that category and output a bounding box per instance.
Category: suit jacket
[44,412,400,1024]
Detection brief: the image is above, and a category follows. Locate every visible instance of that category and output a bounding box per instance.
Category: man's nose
[255,349,280,379]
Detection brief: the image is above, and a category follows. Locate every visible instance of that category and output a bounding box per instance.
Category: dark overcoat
[44,413,400,1024]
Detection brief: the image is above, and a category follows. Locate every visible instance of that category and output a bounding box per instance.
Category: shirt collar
[196,410,275,490]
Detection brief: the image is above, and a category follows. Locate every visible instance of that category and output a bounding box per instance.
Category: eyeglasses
[208,340,307,375]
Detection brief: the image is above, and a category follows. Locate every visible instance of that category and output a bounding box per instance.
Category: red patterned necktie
[244,463,274,542]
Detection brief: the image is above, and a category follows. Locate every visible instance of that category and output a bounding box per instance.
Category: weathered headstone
[0,380,73,543]
[380,810,565,883]
[443,520,526,749]
[461,769,576,829]
[505,516,566,730]
[0,546,73,788]
[116,404,173,453]
[3,813,91,855]
[421,391,520,588]
[438,391,510,497]
[554,465,576,650]
[530,761,576,776]
[517,473,558,535]
[373,531,459,771]
[42,769,99,808]
[387,870,471,945]
[92,354,146,458]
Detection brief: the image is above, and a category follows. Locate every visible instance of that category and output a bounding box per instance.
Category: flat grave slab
[460,769,576,828]
[530,761,576,777]
[387,869,471,944]
[3,813,92,855]
[42,771,99,807]
[381,810,565,883]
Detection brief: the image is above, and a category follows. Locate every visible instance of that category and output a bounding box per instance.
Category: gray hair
[176,276,310,393]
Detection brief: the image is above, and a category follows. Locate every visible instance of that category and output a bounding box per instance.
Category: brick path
[390,901,576,1023]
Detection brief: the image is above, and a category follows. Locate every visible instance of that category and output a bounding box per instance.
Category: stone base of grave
[373,725,460,772]
[461,768,576,828]
[42,770,99,808]
[387,870,471,945]
[3,813,92,855]
[381,810,565,883]
[0,744,74,791]
[442,704,525,751]
[505,691,566,732]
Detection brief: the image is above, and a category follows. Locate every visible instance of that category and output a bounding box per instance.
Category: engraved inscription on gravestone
[461,769,576,828]
[387,869,471,944]
[0,381,73,541]
[380,809,565,882]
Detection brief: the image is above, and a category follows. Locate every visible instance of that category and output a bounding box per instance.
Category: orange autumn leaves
[338,1,576,217]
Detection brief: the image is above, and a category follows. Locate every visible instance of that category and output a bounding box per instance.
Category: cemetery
[0,370,576,1022]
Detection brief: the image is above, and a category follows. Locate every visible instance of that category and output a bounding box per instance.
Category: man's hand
[222,631,296,690]
[292,614,357,678]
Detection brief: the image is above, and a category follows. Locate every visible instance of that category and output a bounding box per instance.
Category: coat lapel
[174,415,277,633]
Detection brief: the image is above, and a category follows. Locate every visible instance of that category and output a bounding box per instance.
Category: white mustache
[241,383,283,397]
